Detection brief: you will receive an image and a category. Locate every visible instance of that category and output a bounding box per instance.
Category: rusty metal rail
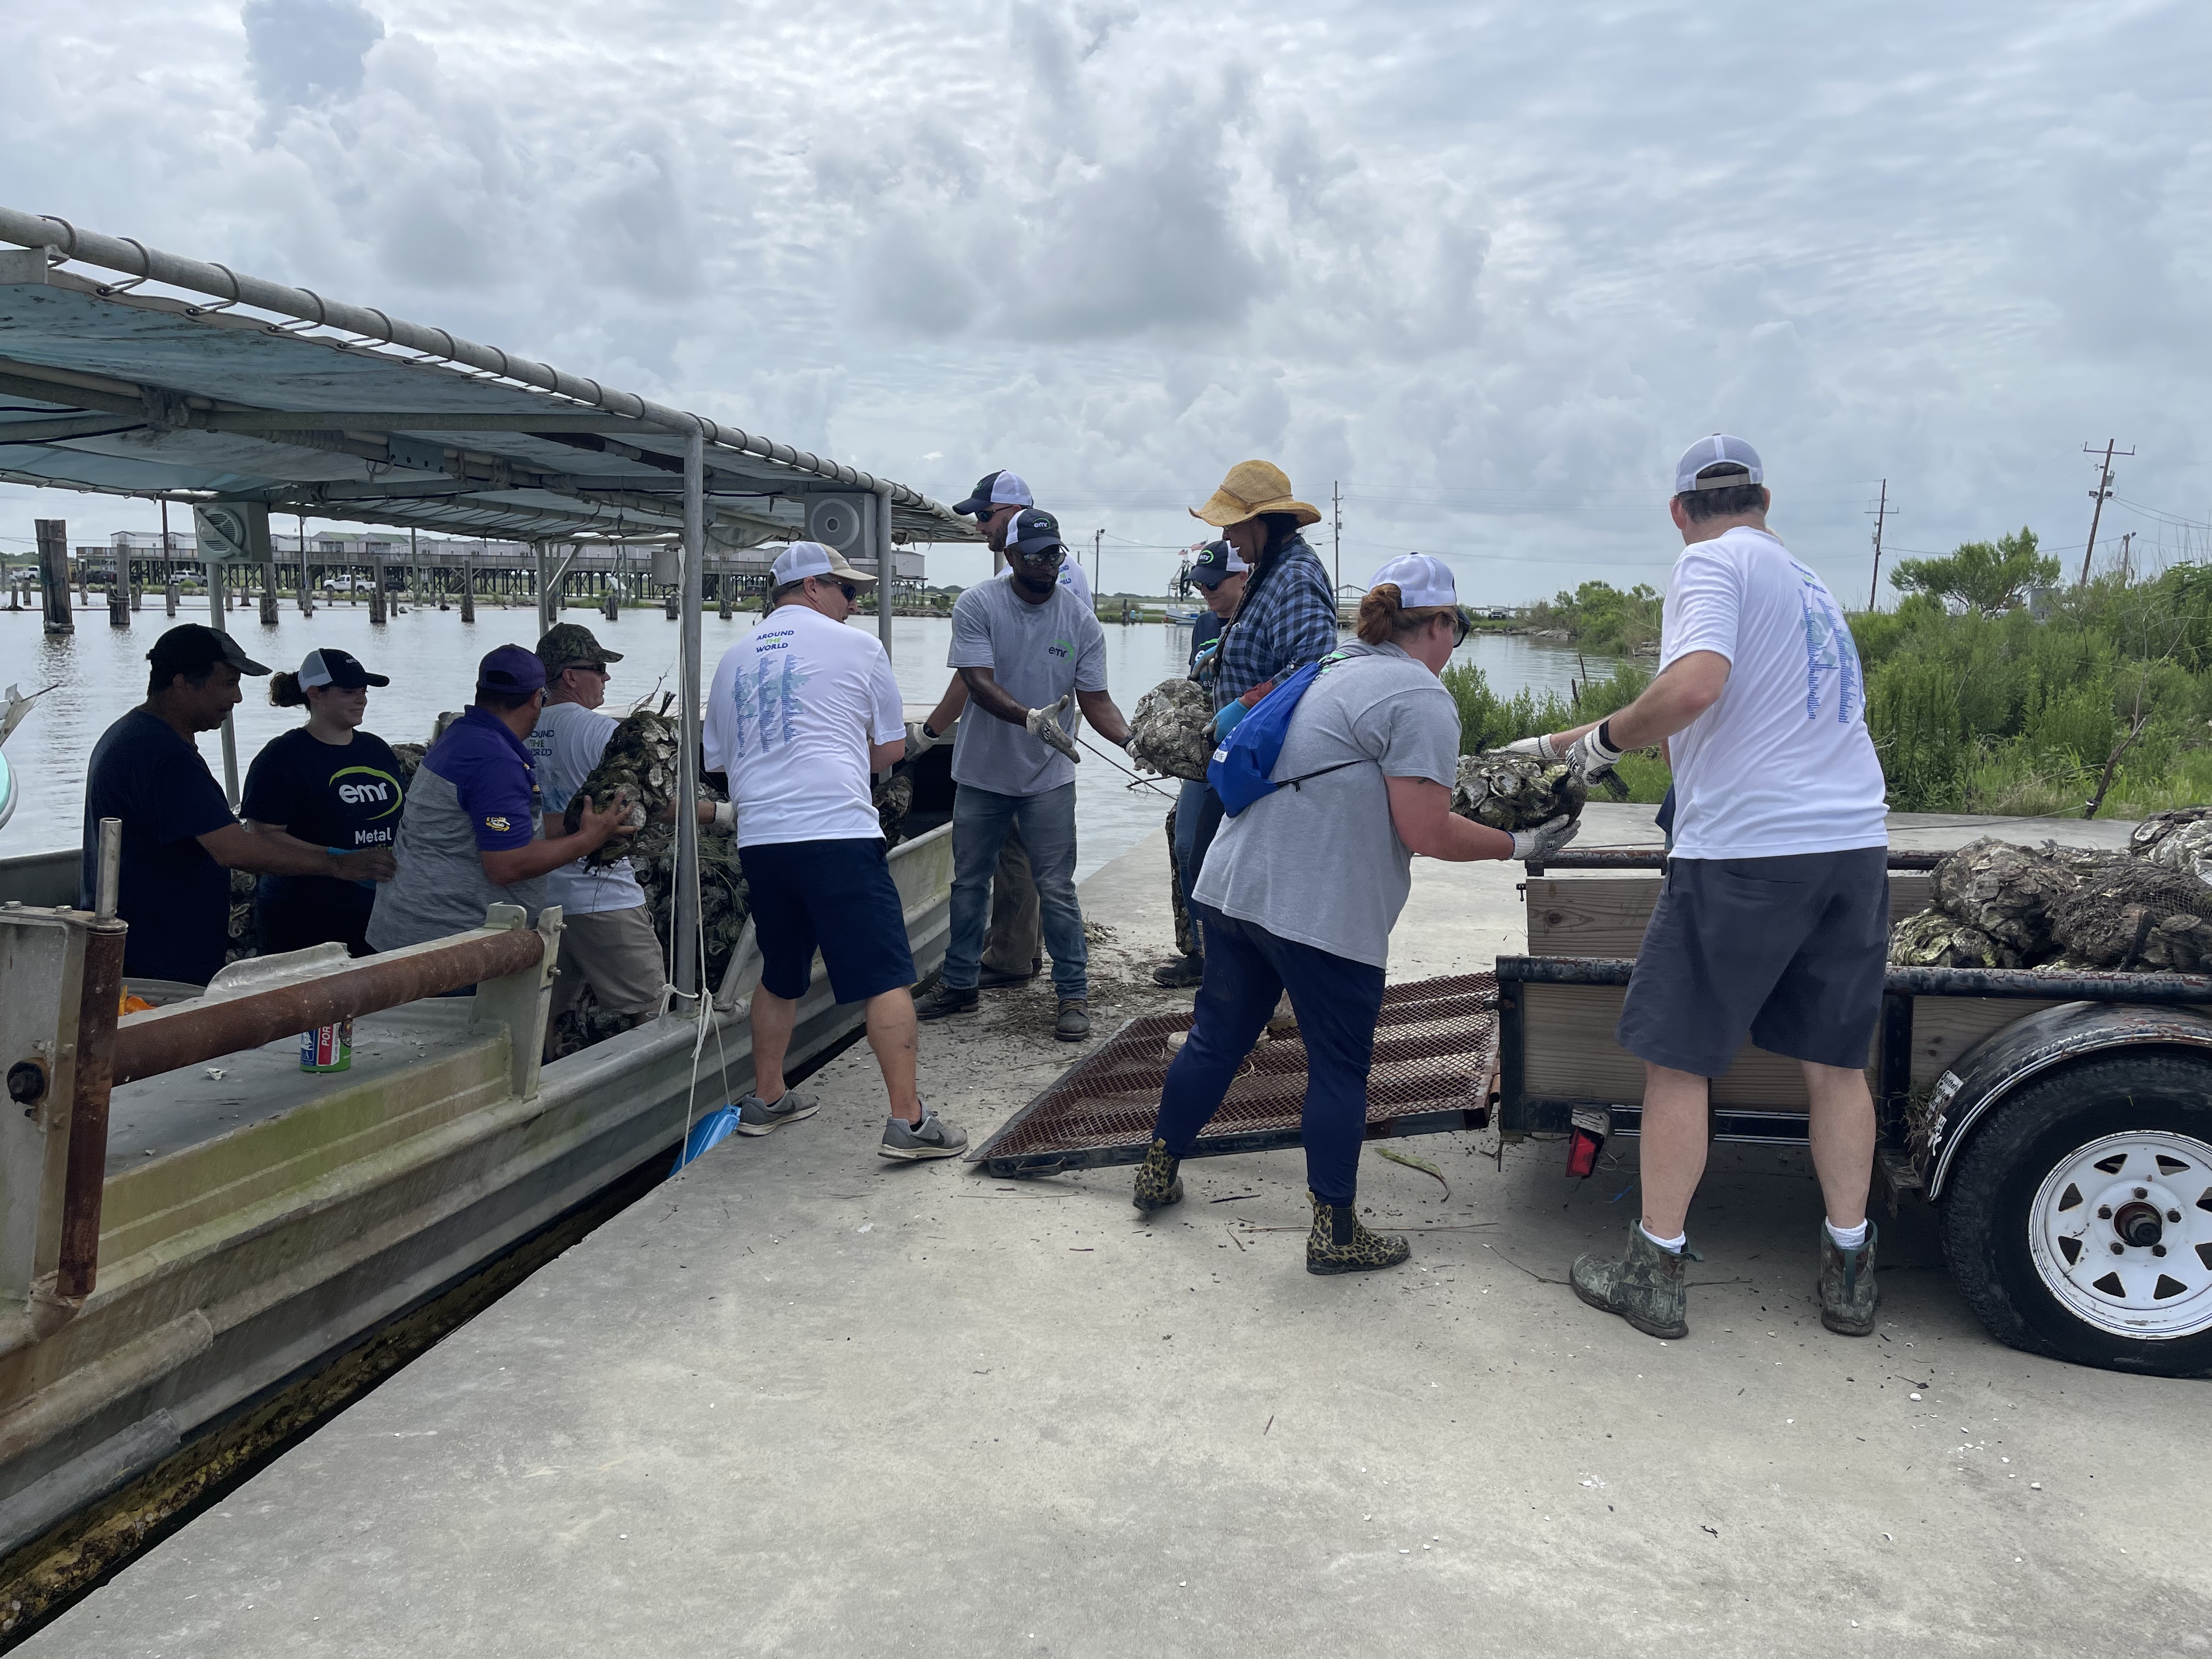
[111,928,544,1088]
[1526,848,1946,873]
[971,973,1498,1177]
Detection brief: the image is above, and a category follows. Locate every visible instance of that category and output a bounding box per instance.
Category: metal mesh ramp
[970,973,1498,1176]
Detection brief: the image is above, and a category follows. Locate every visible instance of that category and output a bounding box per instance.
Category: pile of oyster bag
[1449,752,1589,834]
[1127,677,1215,781]
[562,709,681,866]
[1890,815,2212,973]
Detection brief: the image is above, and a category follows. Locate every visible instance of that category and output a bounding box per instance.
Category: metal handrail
[1526,848,1948,872]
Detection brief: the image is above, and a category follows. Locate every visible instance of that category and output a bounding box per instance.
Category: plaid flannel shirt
[1212,535,1341,710]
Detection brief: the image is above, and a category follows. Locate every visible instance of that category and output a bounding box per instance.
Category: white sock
[1638,1223,1686,1255]
[1826,1217,1869,1251]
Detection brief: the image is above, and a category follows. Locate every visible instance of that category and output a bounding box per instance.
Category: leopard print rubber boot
[1132,1138,1184,1212]
[1817,1221,1880,1337]
[1571,1219,1692,1340]
[1305,1193,1412,1276]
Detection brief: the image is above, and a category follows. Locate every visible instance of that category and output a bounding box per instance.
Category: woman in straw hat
[1133,555,1578,1273]
[1151,461,1344,986]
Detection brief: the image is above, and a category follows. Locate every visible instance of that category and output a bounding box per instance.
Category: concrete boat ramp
[31,812,2209,1657]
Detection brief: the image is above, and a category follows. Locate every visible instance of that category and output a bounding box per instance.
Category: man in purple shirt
[367,645,632,952]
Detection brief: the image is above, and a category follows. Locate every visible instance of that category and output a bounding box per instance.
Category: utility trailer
[1504,849,2212,1379]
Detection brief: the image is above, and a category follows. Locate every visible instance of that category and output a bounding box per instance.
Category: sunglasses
[836,582,860,603]
[1449,608,1472,648]
[1014,544,1065,566]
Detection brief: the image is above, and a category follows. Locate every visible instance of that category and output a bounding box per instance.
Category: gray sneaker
[735,1090,819,1137]
[880,1109,968,1161]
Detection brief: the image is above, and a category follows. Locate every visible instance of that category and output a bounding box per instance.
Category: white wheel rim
[2029,1129,2212,1340]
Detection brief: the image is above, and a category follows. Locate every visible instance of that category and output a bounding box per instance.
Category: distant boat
[1162,606,1203,626]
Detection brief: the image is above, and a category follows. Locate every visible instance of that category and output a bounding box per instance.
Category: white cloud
[3,0,2209,602]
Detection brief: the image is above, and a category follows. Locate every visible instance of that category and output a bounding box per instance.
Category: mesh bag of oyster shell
[2132,808,2212,885]
[1449,752,1589,833]
[387,743,426,792]
[1925,836,2097,958]
[1887,907,2019,969]
[1127,677,1214,781]
[873,772,913,847]
[2049,860,2212,971]
[561,709,680,866]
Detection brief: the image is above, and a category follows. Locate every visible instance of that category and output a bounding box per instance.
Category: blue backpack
[1207,649,1367,816]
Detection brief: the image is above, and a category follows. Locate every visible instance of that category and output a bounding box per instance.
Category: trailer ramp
[972,973,1497,1177]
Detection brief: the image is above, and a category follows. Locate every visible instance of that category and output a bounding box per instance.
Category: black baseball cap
[147,624,269,682]
[297,647,388,689]
[952,469,1034,518]
[1188,540,1251,590]
[1006,507,1065,558]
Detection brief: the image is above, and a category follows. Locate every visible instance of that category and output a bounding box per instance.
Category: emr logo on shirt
[332,765,403,817]
[1047,637,1073,661]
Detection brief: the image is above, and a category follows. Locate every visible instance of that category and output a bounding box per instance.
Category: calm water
[0,597,1602,879]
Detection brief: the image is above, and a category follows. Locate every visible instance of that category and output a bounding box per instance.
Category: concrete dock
[31,808,2208,1656]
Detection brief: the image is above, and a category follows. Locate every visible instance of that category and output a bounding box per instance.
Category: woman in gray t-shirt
[1136,556,1579,1276]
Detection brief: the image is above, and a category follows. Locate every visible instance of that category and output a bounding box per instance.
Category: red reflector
[1566,1126,1604,1178]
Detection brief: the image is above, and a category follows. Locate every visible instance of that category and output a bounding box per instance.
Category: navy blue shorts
[743,837,916,1005]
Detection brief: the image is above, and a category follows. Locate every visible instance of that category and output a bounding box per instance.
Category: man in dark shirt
[81,624,398,986]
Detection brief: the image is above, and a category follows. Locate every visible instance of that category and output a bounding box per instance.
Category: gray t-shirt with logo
[947,577,1108,797]
[1193,641,1460,968]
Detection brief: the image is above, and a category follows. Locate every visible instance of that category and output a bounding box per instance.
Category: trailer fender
[1925,999,2212,1199]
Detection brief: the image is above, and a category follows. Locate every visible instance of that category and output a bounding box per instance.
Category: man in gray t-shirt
[916,509,1132,1042]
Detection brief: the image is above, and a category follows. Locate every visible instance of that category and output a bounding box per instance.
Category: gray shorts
[1616,848,1889,1078]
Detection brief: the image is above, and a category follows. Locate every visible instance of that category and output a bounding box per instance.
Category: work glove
[1508,814,1581,862]
[1498,732,1564,761]
[1025,695,1081,762]
[904,720,945,760]
[1211,699,1250,742]
[1565,724,1632,801]
[1189,637,1222,686]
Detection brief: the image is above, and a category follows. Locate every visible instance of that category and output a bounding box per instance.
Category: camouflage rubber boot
[1132,1138,1184,1212]
[1817,1221,1880,1337]
[1305,1193,1412,1276]
[1571,1221,1692,1339]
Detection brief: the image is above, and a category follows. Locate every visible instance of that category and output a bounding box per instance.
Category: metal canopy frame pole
[673,425,705,1001]
[204,557,240,807]
[875,486,894,662]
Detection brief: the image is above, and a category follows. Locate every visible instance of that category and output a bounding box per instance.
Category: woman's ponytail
[1356,582,1458,647]
[268,671,307,708]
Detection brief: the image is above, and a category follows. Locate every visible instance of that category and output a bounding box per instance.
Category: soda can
[300,1018,354,1073]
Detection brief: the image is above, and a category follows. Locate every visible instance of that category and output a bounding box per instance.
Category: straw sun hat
[1188,459,1322,529]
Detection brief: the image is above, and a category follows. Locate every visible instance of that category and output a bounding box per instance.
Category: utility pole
[1332,481,1342,597]
[2117,530,2135,586]
[1093,528,1104,611]
[1866,478,1892,610]
[2079,439,2133,586]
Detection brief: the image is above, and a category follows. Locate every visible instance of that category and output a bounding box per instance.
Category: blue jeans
[1171,779,1208,924]
[1151,905,1385,1205]
[944,782,1087,1000]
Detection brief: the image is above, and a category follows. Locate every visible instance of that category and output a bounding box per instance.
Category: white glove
[1025,695,1080,762]
[904,720,945,759]
[711,800,737,833]
[1499,733,1565,761]
[1564,724,1623,781]
[1509,814,1581,862]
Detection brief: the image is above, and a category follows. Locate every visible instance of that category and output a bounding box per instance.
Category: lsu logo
[332,765,403,819]
[484,816,512,833]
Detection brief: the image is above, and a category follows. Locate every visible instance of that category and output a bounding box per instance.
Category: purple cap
[477,644,546,696]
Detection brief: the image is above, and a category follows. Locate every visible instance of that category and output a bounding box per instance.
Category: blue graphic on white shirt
[1792,560,1863,724]
[726,636,816,758]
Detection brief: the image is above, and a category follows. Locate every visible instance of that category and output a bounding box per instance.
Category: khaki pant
[981,828,1042,977]
[550,905,669,1028]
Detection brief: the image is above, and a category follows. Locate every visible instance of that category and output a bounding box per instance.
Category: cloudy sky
[3,0,2208,603]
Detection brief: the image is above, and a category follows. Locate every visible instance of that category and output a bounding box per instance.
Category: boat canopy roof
[0,207,977,550]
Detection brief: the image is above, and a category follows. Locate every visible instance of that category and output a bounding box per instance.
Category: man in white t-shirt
[1514,435,1889,1344]
[703,542,966,1161]
[530,622,732,1057]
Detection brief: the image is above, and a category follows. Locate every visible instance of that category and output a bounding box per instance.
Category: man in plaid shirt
[1154,461,1341,986]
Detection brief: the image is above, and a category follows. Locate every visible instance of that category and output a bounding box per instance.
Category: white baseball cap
[1673,434,1765,494]
[771,540,876,588]
[1368,552,1459,608]
[952,469,1035,516]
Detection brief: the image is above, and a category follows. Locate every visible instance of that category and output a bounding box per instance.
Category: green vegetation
[1887,528,2058,617]
[1523,580,1663,654]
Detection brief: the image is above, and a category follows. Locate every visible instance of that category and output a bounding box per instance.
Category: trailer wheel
[1940,1051,2212,1377]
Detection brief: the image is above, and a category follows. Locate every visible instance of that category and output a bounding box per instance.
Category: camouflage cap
[537,622,624,675]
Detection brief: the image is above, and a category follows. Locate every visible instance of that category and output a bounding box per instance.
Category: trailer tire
[1940,1049,2212,1378]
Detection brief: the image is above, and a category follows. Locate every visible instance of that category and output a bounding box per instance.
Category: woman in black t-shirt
[242,648,405,956]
